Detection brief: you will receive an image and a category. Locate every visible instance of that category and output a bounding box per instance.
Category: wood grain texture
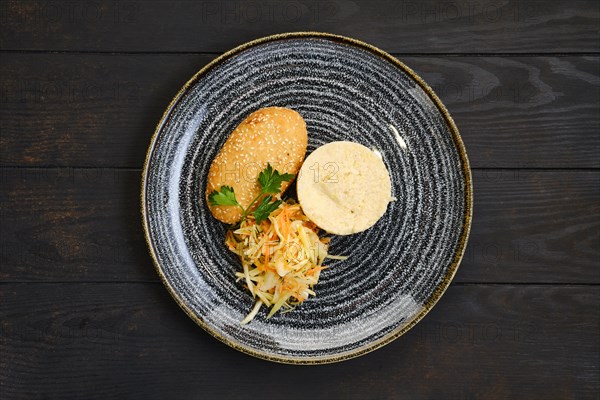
[1,0,599,53]
[460,169,600,283]
[413,56,600,169]
[0,168,155,282]
[1,283,598,399]
[1,168,598,283]
[1,1,598,398]
[0,53,214,168]
[1,54,599,168]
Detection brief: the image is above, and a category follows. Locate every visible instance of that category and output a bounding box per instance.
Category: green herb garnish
[207,185,238,207]
[208,163,294,224]
[252,197,283,225]
[257,163,295,194]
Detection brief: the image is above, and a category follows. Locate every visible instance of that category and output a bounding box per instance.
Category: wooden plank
[413,56,600,169]
[1,54,598,168]
[1,168,598,283]
[460,169,600,283]
[1,283,598,399]
[1,0,599,53]
[0,53,214,168]
[0,168,156,282]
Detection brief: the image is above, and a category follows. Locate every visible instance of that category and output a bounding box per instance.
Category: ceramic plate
[141,32,472,364]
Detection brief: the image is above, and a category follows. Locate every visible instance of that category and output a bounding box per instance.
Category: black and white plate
[141,32,472,364]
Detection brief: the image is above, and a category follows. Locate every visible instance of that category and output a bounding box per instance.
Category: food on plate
[206,107,308,224]
[297,141,392,235]
[227,200,330,325]
[206,109,392,324]
[209,163,294,226]
[209,163,339,324]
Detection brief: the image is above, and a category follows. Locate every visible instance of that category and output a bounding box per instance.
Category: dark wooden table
[1,1,599,399]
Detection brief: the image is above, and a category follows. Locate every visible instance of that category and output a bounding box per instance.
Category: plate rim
[140,31,473,364]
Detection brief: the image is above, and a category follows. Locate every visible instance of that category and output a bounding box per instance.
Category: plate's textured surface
[142,33,471,363]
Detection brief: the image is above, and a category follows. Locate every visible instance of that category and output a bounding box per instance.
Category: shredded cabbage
[226,199,330,324]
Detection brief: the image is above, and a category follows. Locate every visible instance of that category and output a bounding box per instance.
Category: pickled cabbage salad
[225,200,334,324]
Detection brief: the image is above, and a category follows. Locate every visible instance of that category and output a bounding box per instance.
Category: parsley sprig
[208,163,294,224]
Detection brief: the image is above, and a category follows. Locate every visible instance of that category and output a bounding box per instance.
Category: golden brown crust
[206,107,308,223]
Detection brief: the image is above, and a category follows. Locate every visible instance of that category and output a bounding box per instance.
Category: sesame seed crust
[206,107,308,223]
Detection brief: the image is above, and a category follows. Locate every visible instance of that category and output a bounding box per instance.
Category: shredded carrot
[277,207,289,239]
[228,199,330,324]
[262,242,271,266]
